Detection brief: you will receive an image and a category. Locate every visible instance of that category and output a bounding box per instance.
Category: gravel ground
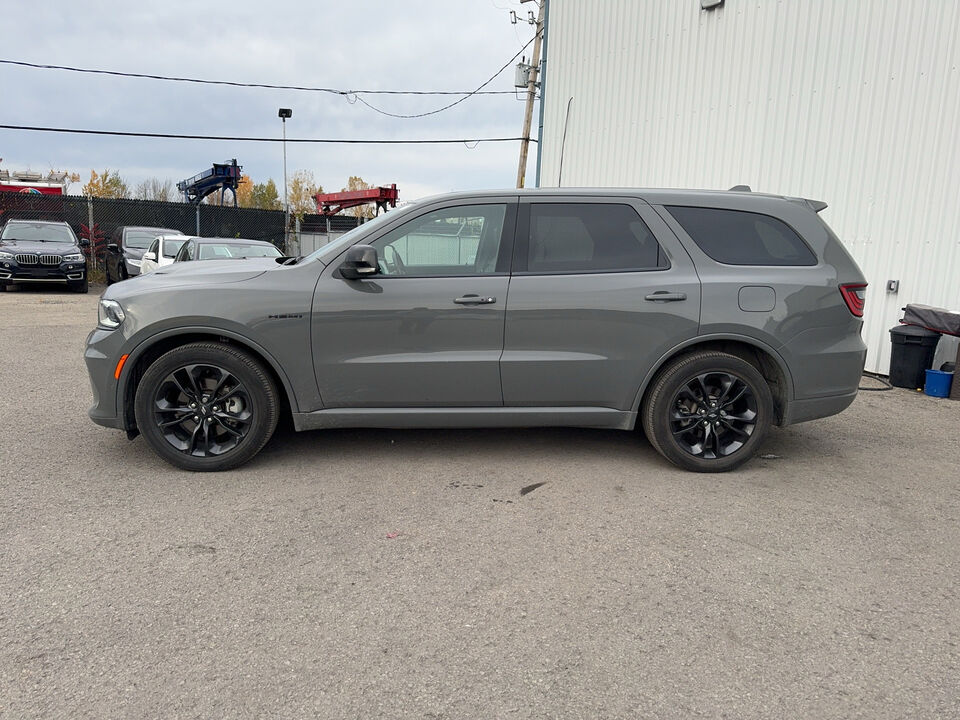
[1,285,959,719]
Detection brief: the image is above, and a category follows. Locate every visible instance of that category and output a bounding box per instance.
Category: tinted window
[371,204,506,276]
[527,204,666,273]
[666,206,816,266]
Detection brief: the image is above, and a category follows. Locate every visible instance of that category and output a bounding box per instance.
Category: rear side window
[527,203,667,273]
[666,206,817,266]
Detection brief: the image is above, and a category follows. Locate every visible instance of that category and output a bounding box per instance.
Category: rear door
[501,197,701,410]
[311,198,517,408]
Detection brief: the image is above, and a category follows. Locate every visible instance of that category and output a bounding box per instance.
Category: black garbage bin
[889,324,940,389]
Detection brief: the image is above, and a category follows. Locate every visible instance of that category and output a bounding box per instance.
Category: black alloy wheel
[668,372,758,459]
[153,364,253,457]
[135,343,279,471]
[642,351,773,473]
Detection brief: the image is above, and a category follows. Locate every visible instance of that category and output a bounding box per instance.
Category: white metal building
[536,0,960,374]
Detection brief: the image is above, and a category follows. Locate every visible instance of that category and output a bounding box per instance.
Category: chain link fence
[0,192,365,274]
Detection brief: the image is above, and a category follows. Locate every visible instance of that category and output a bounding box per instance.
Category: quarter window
[666,206,817,266]
[371,204,507,276]
[527,203,667,273]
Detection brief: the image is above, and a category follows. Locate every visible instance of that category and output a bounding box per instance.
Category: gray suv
[84,189,867,473]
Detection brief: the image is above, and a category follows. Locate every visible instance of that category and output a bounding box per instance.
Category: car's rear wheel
[134,342,279,471]
[642,351,773,473]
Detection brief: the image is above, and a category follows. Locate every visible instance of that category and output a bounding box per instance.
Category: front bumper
[0,261,87,283]
[124,258,142,276]
[85,326,127,429]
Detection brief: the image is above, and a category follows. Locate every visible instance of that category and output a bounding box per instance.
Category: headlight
[63,253,83,262]
[0,251,14,260]
[127,259,142,267]
[98,299,126,329]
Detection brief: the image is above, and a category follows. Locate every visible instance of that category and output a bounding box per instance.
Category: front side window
[666,206,817,266]
[526,203,667,273]
[163,237,188,258]
[370,204,507,276]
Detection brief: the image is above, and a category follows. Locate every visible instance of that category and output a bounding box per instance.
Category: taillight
[839,283,867,317]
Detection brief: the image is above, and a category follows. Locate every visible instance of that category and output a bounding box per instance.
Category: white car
[140,234,192,275]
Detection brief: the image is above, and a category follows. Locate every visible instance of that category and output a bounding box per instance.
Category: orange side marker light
[114,354,129,379]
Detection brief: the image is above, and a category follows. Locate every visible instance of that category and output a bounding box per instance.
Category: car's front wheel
[134,342,280,471]
[68,277,89,293]
[642,351,773,473]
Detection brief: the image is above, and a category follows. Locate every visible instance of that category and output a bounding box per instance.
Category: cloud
[0,0,540,199]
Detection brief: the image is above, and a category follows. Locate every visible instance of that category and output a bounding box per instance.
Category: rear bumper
[782,389,858,426]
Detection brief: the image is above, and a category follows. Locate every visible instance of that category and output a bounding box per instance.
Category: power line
[355,33,538,119]
[0,58,519,97]
[0,124,534,145]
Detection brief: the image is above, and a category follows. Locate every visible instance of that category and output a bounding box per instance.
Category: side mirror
[107,243,119,252]
[142,251,157,261]
[340,244,379,280]
[78,238,90,248]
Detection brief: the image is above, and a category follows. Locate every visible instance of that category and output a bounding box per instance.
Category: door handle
[454,294,497,305]
[644,291,687,302]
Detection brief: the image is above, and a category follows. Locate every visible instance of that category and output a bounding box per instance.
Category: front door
[501,198,702,409]
[311,200,517,408]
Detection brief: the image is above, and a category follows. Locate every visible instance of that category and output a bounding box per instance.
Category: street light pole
[278,108,292,250]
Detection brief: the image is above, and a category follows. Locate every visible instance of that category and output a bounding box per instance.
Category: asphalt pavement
[1,285,958,719]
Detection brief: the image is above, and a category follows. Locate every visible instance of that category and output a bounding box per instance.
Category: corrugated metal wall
[538,0,960,374]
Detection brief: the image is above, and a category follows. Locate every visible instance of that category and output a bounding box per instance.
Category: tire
[642,351,773,473]
[134,342,280,471]
[69,277,89,293]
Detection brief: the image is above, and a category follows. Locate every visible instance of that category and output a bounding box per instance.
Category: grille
[15,253,39,265]
[40,254,63,265]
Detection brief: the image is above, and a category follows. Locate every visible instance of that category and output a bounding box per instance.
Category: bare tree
[133,177,176,202]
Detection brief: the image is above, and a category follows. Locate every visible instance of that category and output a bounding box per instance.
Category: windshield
[0,222,77,244]
[162,237,189,258]
[303,209,408,264]
[126,230,170,249]
[197,242,282,260]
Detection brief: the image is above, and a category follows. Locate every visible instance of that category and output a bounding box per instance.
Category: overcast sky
[0,0,540,201]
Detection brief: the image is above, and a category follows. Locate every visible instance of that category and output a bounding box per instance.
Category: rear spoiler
[727,185,828,213]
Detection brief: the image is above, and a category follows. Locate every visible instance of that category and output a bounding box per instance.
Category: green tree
[249,179,282,210]
[82,169,130,198]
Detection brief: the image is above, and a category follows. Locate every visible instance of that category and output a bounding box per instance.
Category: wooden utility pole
[516,1,545,188]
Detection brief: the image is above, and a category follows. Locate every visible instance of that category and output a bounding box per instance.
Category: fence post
[195,203,200,236]
[86,195,97,268]
[294,216,301,255]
